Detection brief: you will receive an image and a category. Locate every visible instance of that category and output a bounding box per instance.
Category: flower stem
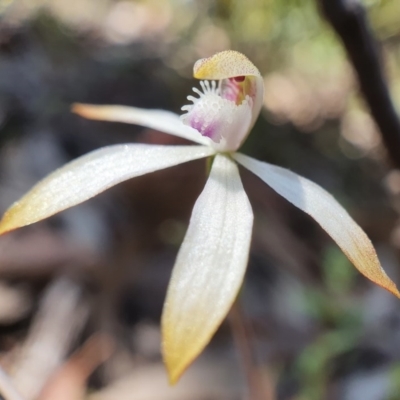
[229,299,275,400]
[205,156,214,176]
[0,366,26,400]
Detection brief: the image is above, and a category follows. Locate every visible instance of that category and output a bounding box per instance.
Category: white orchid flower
[0,51,398,384]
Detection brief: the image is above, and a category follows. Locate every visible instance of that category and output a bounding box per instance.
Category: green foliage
[295,245,362,400]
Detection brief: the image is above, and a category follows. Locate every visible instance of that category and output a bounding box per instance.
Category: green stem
[205,156,215,176]
[229,298,275,400]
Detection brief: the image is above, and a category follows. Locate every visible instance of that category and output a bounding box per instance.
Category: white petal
[162,154,253,383]
[72,104,212,146]
[0,145,215,234]
[234,153,400,297]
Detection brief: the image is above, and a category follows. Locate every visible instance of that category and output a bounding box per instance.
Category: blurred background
[0,0,400,399]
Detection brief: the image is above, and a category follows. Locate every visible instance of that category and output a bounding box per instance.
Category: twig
[0,366,25,400]
[11,276,89,400]
[318,0,400,168]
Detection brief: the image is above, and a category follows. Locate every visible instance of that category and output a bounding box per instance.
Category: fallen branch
[318,0,400,168]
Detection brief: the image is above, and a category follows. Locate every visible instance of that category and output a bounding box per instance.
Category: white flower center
[180,80,253,152]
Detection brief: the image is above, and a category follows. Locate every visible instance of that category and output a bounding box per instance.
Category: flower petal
[162,154,253,384]
[72,104,212,146]
[0,145,215,234]
[234,153,400,298]
[193,50,264,130]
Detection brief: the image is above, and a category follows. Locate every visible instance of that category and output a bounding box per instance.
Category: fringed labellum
[181,50,264,152]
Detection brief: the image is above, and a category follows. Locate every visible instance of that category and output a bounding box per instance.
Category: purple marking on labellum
[190,118,219,140]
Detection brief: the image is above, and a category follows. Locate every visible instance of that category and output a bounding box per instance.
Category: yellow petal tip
[383,281,400,299]
[0,209,22,235]
[71,103,97,119]
[165,366,181,386]
[162,321,207,385]
[162,340,194,386]
[72,103,126,124]
[193,50,260,80]
[0,223,11,236]
[346,247,400,300]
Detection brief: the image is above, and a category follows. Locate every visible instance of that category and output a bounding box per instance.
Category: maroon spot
[233,76,245,82]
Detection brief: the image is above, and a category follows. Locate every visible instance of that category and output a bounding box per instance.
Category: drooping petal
[162,154,253,384]
[0,145,215,234]
[72,104,212,146]
[234,153,400,298]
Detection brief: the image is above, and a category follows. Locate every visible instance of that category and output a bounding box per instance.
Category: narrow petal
[0,145,215,234]
[234,153,400,297]
[72,104,211,146]
[162,154,254,383]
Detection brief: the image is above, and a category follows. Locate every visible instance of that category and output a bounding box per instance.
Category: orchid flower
[0,51,398,384]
